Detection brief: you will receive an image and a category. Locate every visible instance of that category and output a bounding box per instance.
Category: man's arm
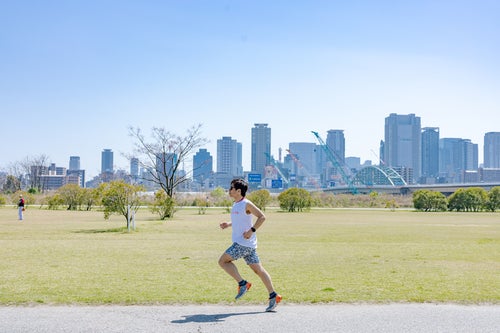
[246,201,266,231]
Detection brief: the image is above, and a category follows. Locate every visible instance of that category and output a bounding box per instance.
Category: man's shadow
[171,311,264,324]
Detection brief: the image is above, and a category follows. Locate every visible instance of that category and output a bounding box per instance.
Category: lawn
[0,206,499,305]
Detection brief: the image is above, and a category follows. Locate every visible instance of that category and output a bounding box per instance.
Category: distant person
[218,178,282,312]
[18,195,25,220]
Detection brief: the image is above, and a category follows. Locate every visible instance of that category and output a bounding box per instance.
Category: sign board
[247,173,262,183]
[271,179,283,188]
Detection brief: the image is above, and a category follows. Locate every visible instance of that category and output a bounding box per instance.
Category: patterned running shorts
[225,242,260,265]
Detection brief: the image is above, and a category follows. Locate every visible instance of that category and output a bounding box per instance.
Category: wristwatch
[251,227,256,232]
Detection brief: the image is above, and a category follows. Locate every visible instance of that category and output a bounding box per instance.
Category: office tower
[384,113,421,183]
[101,149,114,174]
[193,148,213,183]
[421,127,440,180]
[217,137,242,176]
[326,130,345,165]
[288,142,319,177]
[439,138,478,183]
[67,156,85,187]
[130,157,139,177]
[464,140,478,171]
[251,123,271,176]
[484,132,500,168]
[69,156,80,170]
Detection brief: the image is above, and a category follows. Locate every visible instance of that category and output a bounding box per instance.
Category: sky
[1,1,499,179]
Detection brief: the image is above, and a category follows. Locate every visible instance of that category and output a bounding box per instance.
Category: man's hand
[243,229,254,239]
[220,222,231,229]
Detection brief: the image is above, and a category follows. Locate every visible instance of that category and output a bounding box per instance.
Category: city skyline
[2,1,499,178]
[1,120,496,182]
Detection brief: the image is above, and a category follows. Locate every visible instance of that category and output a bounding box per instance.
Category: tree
[448,187,488,212]
[150,190,176,220]
[2,175,21,193]
[485,186,500,212]
[413,189,447,212]
[247,189,271,211]
[57,184,85,210]
[128,124,208,218]
[98,180,144,224]
[278,188,312,212]
[16,154,50,192]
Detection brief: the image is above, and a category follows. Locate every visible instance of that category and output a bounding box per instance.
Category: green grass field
[0,206,499,305]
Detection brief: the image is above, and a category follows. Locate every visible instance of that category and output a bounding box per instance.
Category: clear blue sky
[1,1,499,179]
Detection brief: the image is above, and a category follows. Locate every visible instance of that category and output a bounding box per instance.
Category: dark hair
[231,178,248,197]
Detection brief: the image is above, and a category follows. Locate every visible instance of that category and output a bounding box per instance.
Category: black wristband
[251,227,256,232]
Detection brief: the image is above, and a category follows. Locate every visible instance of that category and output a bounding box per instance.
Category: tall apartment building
[101,149,114,174]
[421,127,440,181]
[193,148,213,184]
[130,157,139,177]
[217,137,242,177]
[68,156,85,187]
[439,138,478,183]
[251,123,271,177]
[288,142,319,177]
[69,156,80,170]
[484,132,500,168]
[384,113,421,183]
[326,130,345,165]
[325,129,346,183]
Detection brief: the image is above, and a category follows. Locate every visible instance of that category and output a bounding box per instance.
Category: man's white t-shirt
[231,198,257,248]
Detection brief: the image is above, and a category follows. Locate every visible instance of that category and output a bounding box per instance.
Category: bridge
[322,182,500,196]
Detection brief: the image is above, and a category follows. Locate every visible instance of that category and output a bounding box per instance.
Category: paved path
[1,304,499,333]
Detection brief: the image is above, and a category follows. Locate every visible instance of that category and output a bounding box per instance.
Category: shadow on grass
[73,227,129,234]
[171,311,264,324]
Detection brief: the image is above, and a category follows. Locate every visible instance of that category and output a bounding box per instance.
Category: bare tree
[128,124,208,197]
[9,154,50,192]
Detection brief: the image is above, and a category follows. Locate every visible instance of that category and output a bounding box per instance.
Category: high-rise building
[101,149,114,175]
[326,130,345,165]
[130,157,139,177]
[484,132,500,168]
[384,113,421,183]
[421,127,440,180]
[325,130,346,184]
[288,142,319,177]
[69,156,80,170]
[193,148,213,183]
[251,123,271,176]
[217,137,242,177]
[68,156,85,187]
[439,138,478,183]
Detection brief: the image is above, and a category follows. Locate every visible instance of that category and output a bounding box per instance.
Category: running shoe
[265,294,282,312]
[235,281,252,299]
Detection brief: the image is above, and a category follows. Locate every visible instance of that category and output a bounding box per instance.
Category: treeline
[2,185,499,222]
[413,187,500,212]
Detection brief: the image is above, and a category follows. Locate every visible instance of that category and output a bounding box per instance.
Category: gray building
[384,113,421,183]
[101,149,114,174]
[193,148,213,186]
[484,132,500,168]
[130,158,139,177]
[421,127,440,181]
[251,123,271,177]
[439,138,478,183]
[217,137,242,177]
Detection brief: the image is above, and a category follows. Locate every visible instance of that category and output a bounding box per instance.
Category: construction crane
[285,149,322,190]
[311,131,358,194]
[264,152,289,184]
